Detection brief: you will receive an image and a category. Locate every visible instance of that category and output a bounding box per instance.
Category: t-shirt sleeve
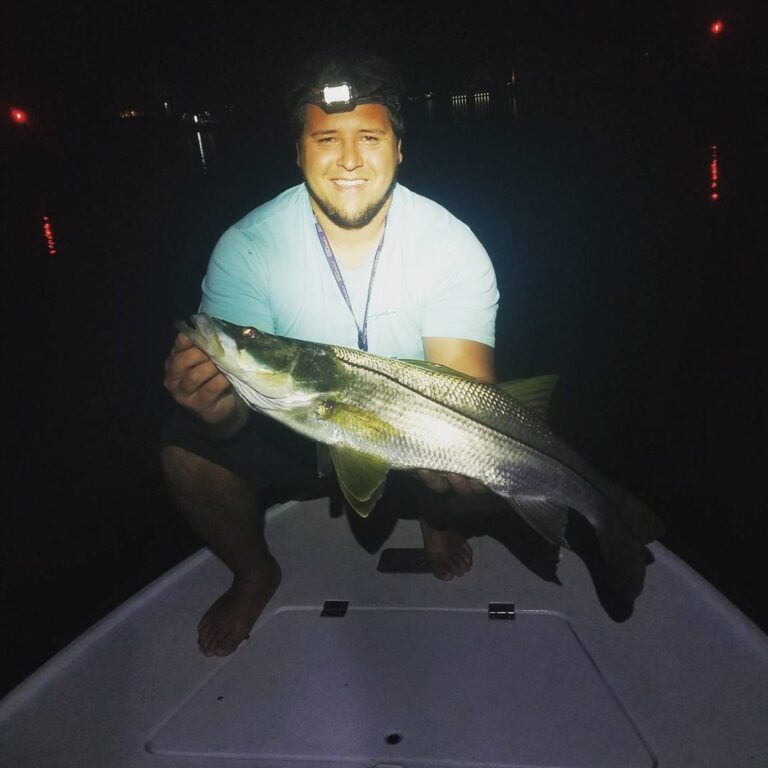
[198,226,275,331]
[420,226,499,347]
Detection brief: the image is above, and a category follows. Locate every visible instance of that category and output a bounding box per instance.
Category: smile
[332,179,367,189]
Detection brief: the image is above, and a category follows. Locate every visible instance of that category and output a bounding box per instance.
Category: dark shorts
[161,408,325,495]
[159,408,494,525]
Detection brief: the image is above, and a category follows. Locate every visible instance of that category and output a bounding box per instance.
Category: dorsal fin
[497,375,559,419]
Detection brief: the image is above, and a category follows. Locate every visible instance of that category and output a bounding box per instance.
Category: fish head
[177,314,338,409]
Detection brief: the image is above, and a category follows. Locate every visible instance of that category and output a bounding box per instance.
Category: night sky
[6,1,763,126]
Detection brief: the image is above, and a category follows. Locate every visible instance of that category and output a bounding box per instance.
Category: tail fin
[595,518,650,602]
[600,477,663,545]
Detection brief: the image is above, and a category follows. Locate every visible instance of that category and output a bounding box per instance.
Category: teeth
[333,179,366,187]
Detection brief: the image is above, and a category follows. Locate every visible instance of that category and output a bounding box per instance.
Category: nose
[337,139,363,172]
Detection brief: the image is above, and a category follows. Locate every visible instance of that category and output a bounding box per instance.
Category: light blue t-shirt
[200,183,498,360]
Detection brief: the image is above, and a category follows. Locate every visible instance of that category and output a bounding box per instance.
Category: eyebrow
[309,128,388,137]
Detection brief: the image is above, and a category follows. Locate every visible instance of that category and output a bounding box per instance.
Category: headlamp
[321,83,354,109]
[303,81,401,114]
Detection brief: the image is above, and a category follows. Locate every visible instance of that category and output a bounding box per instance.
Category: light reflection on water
[709,143,719,201]
[186,128,217,173]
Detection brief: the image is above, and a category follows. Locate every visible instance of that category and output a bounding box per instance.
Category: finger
[165,363,220,404]
[468,478,487,493]
[444,473,475,496]
[173,332,195,351]
[445,473,487,496]
[177,363,225,397]
[197,372,232,400]
[164,349,212,388]
[417,469,451,494]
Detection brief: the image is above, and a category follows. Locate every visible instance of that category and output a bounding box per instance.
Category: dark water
[1,78,764,696]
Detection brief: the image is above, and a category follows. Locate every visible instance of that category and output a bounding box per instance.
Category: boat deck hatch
[147,607,653,767]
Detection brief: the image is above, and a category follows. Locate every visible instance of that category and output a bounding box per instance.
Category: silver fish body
[178,314,659,600]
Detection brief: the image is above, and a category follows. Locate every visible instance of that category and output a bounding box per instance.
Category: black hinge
[321,600,349,617]
[488,602,515,620]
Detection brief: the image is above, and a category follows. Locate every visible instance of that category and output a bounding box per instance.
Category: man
[162,51,499,657]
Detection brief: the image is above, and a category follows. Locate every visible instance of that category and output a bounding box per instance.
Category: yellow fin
[330,446,390,518]
[317,400,399,440]
[498,375,559,419]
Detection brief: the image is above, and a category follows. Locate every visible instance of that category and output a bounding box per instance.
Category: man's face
[297,103,403,230]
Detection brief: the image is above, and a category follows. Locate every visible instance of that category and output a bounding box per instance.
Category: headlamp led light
[304,81,401,114]
[321,83,354,109]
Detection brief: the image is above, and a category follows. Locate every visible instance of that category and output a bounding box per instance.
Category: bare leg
[417,493,473,581]
[161,446,281,656]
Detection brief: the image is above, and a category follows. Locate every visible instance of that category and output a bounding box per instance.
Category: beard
[304,170,399,230]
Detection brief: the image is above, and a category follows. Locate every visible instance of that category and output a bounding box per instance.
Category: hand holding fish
[163,333,248,436]
[417,469,488,496]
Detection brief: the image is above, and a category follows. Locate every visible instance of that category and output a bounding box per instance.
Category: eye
[241,327,256,339]
[361,135,379,143]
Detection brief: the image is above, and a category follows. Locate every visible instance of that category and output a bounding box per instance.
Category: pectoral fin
[330,446,391,518]
[510,495,570,546]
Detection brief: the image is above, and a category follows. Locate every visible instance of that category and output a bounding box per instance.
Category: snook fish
[178,314,660,600]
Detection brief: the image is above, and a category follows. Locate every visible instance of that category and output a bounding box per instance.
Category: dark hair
[285,50,406,142]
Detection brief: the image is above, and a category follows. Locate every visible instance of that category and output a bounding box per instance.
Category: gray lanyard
[314,218,386,351]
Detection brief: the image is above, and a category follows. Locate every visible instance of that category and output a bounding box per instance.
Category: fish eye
[241,327,256,339]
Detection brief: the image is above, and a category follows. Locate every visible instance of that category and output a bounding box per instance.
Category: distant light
[196,131,207,173]
[709,144,720,202]
[42,216,58,255]
[10,107,28,124]
[710,19,724,35]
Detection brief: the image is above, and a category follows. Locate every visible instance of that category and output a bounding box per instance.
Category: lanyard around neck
[314,217,386,352]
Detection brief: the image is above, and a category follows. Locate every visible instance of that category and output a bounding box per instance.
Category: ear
[397,139,403,165]
[295,141,302,169]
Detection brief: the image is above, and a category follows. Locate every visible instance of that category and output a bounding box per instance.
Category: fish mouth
[178,314,303,404]
[175,314,227,359]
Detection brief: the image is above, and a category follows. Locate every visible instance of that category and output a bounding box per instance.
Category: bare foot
[197,558,282,657]
[419,519,473,580]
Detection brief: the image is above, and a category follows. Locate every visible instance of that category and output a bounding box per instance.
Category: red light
[710,19,724,35]
[10,107,29,124]
[709,145,720,202]
[42,216,58,255]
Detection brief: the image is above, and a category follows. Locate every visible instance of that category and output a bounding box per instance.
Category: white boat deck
[1,498,766,767]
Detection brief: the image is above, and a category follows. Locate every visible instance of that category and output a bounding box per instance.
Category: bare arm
[422,337,495,383]
[163,332,249,439]
[418,337,496,494]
